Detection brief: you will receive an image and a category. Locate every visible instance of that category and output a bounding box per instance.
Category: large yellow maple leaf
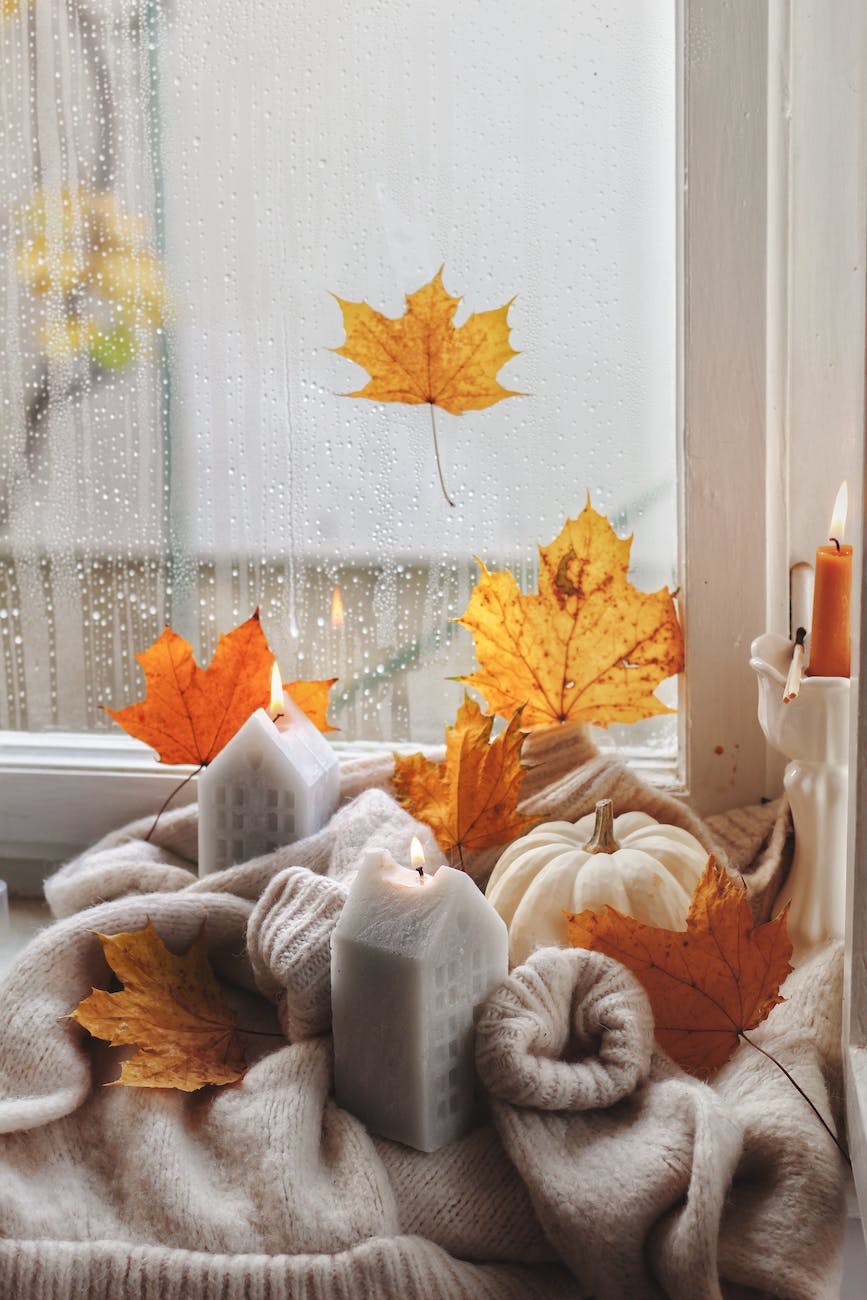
[457,499,684,729]
[332,268,521,415]
[71,921,246,1090]
[565,857,793,1076]
[393,696,534,868]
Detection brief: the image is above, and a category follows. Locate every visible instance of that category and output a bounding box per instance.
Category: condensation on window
[0,0,676,754]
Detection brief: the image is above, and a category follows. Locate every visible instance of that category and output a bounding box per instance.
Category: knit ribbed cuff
[476,947,654,1111]
[0,1236,577,1300]
[246,867,347,1042]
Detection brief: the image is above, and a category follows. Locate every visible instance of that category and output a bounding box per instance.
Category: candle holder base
[750,633,849,960]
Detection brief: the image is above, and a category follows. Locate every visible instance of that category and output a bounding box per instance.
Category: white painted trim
[680,0,772,815]
[681,1,867,816]
[849,443,867,1211]
[812,0,867,1234]
[0,732,198,866]
[763,0,792,802]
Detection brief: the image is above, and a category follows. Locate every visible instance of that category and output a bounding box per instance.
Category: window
[1,3,864,866]
[1,0,676,743]
[1,0,687,871]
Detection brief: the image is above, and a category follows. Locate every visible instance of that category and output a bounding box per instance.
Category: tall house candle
[808,482,852,678]
[331,848,508,1152]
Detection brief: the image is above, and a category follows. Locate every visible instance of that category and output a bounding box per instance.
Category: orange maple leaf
[285,677,339,733]
[393,695,535,866]
[456,498,684,729]
[105,611,274,765]
[332,268,522,415]
[70,921,246,1091]
[565,857,793,1076]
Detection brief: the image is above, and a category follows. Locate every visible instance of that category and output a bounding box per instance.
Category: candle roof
[335,849,508,960]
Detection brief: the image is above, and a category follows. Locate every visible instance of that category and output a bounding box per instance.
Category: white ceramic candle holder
[750,632,850,958]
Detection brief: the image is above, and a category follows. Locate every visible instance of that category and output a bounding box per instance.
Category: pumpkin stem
[581,799,620,854]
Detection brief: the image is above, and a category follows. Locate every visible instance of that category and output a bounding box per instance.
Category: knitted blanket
[0,726,847,1298]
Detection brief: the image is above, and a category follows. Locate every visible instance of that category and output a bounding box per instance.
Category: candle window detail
[198,663,339,876]
[331,844,508,1152]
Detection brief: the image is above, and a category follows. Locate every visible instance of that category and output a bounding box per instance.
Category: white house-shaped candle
[198,669,339,877]
[331,847,508,1152]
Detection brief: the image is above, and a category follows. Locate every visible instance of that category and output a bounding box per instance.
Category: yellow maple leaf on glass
[332,268,521,504]
[457,498,684,730]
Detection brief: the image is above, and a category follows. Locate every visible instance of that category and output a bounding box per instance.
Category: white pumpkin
[486,799,708,967]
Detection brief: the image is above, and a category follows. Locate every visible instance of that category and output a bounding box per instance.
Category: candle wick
[830,536,842,553]
[417,867,425,884]
[794,626,807,647]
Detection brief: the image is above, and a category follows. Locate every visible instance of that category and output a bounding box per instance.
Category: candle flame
[331,585,344,628]
[410,836,426,881]
[829,481,848,545]
[268,660,284,719]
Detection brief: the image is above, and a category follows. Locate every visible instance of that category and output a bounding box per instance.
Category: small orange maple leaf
[456,498,684,729]
[393,695,535,868]
[70,921,246,1091]
[105,611,274,765]
[285,677,339,733]
[332,268,522,415]
[565,856,793,1076]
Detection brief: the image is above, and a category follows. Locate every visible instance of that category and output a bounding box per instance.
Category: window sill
[0,729,683,894]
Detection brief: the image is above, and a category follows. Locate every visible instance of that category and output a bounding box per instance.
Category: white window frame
[2,2,865,875]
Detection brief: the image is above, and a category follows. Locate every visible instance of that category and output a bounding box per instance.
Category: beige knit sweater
[0,726,847,1298]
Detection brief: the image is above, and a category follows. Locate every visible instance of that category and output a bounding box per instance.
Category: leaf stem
[429,403,455,508]
[738,1030,851,1167]
[145,765,203,843]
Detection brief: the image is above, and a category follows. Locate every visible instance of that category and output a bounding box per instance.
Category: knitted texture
[477,945,845,1300]
[1,732,845,1298]
[247,867,348,1041]
[475,948,654,1110]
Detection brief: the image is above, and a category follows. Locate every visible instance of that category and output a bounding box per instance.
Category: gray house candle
[331,846,508,1152]
[197,665,339,876]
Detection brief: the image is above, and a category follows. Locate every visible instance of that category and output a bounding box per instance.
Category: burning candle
[197,661,340,876]
[331,842,508,1152]
[808,482,852,679]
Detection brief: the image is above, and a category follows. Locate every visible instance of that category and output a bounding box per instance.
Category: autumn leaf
[333,268,521,415]
[565,856,793,1076]
[285,677,339,733]
[332,269,522,505]
[393,695,535,866]
[105,611,274,765]
[71,921,246,1090]
[456,498,684,729]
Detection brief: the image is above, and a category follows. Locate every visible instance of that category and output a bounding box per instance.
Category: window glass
[0,0,676,750]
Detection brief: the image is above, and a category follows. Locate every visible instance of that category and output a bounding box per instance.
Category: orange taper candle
[808,481,852,678]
